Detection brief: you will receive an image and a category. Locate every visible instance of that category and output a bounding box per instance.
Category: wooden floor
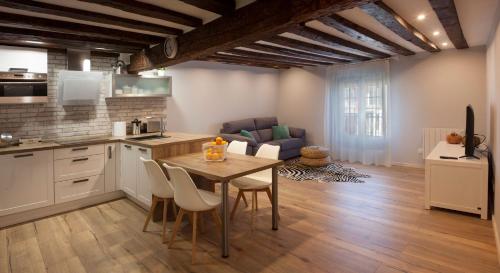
[1,164,499,273]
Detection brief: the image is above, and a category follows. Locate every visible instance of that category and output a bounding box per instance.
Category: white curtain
[324,60,391,166]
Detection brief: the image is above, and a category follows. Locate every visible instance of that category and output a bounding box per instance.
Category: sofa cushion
[255,117,278,130]
[250,130,262,143]
[240,129,255,140]
[221,118,256,134]
[266,138,304,151]
[272,125,290,140]
[257,128,273,142]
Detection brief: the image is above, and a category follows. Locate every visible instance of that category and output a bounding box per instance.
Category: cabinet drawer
[54,154,104,182]
[54,144,104,160]
[55,175,105,204]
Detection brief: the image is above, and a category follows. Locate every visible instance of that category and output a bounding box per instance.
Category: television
[463,105,478,158]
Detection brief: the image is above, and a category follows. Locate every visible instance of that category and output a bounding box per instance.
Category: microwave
[0,72,48,104]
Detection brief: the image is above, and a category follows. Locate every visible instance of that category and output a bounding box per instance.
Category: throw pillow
[272,125,290,140]
[240,130,255,140]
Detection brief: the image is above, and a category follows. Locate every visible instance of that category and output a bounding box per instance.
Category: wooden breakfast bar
[160,152,283,257]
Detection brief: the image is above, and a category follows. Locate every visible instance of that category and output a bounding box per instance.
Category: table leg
[272,167,278,230]
[221,181,229,257]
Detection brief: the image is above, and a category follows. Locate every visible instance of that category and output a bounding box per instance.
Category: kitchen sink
[128,135,170,141]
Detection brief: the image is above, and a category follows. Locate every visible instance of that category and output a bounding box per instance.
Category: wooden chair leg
[168,208,185,249]
[251,191,257,229]
[211,208,222,234]
[192,211,198,264]
[241,192,249,207]
[172,200,178,218]
[230,190,243,220]
[255,190,258,211]
[143,195,158,232]
[162,199,168,243]
[265,188,280,220]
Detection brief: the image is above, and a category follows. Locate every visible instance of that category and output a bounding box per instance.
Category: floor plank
[1,163,499,273]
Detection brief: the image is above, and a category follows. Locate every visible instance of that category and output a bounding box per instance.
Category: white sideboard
[425,141,488,219]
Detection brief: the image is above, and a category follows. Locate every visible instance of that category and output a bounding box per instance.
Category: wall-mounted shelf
[107,74,171,98]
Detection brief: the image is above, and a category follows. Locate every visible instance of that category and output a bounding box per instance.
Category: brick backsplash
[0,51,167,140]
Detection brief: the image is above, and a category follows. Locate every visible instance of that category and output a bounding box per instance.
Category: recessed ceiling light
[417,14,426,21]
[24,40,44,44]
[95,47,108,50]
[441,42,449,47]
[433,31,440,36]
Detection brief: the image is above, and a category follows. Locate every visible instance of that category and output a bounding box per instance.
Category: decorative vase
[446,132,463,144]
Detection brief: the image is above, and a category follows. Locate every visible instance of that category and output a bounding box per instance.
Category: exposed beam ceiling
[213,53,307,67]
[224,48,336,65]
[0,0,182,36]
[0,26,144,53]
[242,43,349,63]
[316,14,414,55]
[0,11,164,45]
[360,1,440,52]
[79,0,203,27]
[265,36,370,62]
[287,25,391,58]
[199,56,293,69]
[179,0,236,16]
[428,0,468,49]
[128,0,376,72]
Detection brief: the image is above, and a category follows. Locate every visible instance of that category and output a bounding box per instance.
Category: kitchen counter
[0,132,214,156]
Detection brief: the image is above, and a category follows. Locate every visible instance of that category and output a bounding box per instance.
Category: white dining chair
[230,144,280,228]
[163,163,222,264]
[140,158,176,243]
[227,140,248,155]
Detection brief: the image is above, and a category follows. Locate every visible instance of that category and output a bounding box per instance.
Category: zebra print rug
[278,159,369,183]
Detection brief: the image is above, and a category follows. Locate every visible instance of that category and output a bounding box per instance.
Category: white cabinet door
[55,175,105,204]
[120,144,137,197]
[104,143,116,192]
[136,146,152,206]
[0,150,54,216]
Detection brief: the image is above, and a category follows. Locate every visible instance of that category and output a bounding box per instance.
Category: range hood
[67,49,91,71]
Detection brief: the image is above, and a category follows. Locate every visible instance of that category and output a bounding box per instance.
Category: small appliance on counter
[141,117,162,133]
[131,119,142,135]
[112,121,126,137]
[0,132,20,148]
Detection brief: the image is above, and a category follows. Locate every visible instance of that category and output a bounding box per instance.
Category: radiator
[422,128,463,159]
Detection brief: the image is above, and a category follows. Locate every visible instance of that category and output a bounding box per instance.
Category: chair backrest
[140,158,174,198]
[163,163,210,211]
[255,144,280,160]
[227,140,248,155]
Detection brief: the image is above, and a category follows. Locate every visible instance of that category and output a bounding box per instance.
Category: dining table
[159,152,283,257]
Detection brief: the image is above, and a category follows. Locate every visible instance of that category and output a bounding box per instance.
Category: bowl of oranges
[203,137,228,162]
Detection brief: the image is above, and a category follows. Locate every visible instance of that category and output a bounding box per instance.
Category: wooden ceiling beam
[0,11,164,45]
[199,56,292,69]
[0,26,144,53]
[288,25,391,58]
[178,0,235,15]
[317,14,414,55]
[213,53,305,67]
[224,48,334,66]
[360,1,440,52]
[128,0,376,72]
[428,0,468,49]
[80,0,203,27]
[265,36,370,62]
[243,43,350,63]
[0,0,182,36]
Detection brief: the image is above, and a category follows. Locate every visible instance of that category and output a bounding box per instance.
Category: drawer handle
[72,157,89,162]
[14,153,33,158]
[124,145,132,149]
[108,146,112,159]
[73,178,89,184]
[72,147,89,151]
[138,148,147,152]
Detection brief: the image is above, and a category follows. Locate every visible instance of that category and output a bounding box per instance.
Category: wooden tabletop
[159,152,284,181]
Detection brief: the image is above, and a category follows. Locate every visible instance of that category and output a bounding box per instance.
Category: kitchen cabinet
[119,143,152,206]
[0,150,54,216]
[105,143,117,192]
[55,174,105,203]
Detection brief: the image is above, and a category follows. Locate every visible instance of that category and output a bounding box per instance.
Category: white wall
[163,61,280,134]
[277,48,487,167]
[486,15,500,261]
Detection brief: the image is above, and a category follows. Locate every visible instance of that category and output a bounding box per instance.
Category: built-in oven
[0,71,48,104]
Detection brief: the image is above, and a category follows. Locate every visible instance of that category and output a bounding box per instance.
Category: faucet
[160,117,165,137]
